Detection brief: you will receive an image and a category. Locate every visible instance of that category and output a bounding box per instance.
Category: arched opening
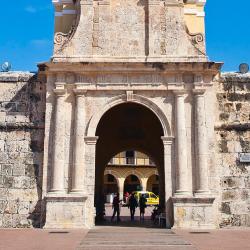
[95,102,166,225]
[147,175,159,195]
[103,174,119,199]
[124,174,141,193]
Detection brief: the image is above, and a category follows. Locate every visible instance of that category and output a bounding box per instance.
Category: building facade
[0,0,249,229]
[104,151,159,200]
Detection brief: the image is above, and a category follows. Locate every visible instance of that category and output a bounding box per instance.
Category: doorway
[94,102,167,226]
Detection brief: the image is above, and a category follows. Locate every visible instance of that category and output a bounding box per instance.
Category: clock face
[239,63,249,74]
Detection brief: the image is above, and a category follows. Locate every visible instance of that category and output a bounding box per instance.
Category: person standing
[111,193,121,222]
[139,194,147,221]
[128,193,138,221]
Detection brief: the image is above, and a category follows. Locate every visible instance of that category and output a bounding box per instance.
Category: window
[151,194,157,199]
[107,174,115,182]
[126,150,135,164]
[131,175,138,182]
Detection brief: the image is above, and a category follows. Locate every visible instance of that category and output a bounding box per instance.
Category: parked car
[133,191,159,206]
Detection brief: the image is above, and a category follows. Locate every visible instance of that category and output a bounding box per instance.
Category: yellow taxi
[134,191,159,206]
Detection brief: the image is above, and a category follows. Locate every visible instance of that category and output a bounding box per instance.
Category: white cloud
[30,39,51,48]
[25,4,52,14]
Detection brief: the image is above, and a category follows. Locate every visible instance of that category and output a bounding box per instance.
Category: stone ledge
[0,122,44,130]
[172,197,215,204]
[221,72,250,82]
[0,72,36,83]
[45,194,88,202]
[215,122,250,132]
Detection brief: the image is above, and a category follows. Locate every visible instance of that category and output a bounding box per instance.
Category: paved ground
[77,226,195,250]
[174,228,250,250]
[0,206,249,250]
[0,229,88,250]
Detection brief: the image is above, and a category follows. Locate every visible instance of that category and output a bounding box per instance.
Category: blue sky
[0,0,249,72]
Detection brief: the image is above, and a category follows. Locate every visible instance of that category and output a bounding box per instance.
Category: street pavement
[0,205,249,250]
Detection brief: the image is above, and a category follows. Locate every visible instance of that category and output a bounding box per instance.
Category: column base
[172,197,216,229]
[174,190,193,197]
[70,189,85,193]
[43,194,94,229]
[49,189,66,194]
[194,190,211,197]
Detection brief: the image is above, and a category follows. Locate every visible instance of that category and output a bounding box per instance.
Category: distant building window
[131,175,139,182]
[149,158,154,165]
[107,174,115,182]
[126,150,135,164]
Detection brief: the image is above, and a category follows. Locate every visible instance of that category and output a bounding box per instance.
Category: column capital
[84,136,99,145]
[73,89,87,96]
[161,136,174,145]
[172,89,186,96]
[53,88,66,96]
[192,88,206,95]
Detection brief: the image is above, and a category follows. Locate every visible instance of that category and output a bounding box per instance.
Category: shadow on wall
[0,73,46,228]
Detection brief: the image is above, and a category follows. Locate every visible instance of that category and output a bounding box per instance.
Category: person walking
[139,194,147,221]
[111,193,121,222]
[128,193,138,221]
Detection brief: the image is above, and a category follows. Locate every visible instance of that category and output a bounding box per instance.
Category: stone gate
[38,0,222,229]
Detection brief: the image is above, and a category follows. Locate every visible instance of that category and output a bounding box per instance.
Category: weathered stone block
[222,190,239,201]
[221,202,231,214]
[12,165,25,176]
[18,201,30,215]
[1,164,13,176]
[12,214,30,228]
[3,176,14,188]
[0,140,5,152]
[13,176,31,189]
[2,214,12,228]
[221,177,245,189]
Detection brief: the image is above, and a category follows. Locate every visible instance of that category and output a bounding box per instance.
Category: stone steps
[77,226,197,250]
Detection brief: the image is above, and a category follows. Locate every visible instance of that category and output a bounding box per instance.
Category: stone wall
[0,72,45,228]
[215,73,250,227]
[0,71,249,228]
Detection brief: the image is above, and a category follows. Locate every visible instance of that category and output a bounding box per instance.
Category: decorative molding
[53,89,66,96]
[184,8,205,17]
[126,91,134,101]
[161,136,174,145]
[84,136,99,145]
[73,89,87,95]
[54,21,77,53]
[187,31,205,55]
[192,89,206,95]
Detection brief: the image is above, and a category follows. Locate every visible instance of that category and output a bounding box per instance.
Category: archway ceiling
[96,103,164,172]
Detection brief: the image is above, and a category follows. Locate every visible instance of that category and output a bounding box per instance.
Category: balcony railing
[109,157,155,166]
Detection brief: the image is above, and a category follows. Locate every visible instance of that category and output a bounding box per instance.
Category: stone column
[162,136,174,228]
[173,91,191,196]
[193,89,209,194]
[118,178,125,200]
[50,89,66,193]
[71,90,87,193]
[141,178,148,192]
[84,136,98,227]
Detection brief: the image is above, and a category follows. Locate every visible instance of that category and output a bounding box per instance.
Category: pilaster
[71,89,87,193]
[173,90,192,196]
[50,88,66,193]
[193,89,209,195]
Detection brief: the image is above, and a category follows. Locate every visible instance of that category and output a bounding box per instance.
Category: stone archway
[94,100,174,226]
[124,174,142,194]
[103,174,119,198]
[147,174,159,195]
[86,94,172,137]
